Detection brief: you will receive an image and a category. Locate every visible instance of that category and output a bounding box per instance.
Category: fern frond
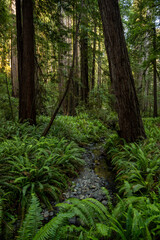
[82,198,108,222]
[33,212,75,240]
[101,187,113,212]
[96,223,109,237]
[18,194,43,240]
[0,198,3,236]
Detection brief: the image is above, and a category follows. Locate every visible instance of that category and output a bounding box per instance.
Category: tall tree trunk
[80,5,89,105]
[16,0,23,101]
[68,7,80,115]
[11,0,18,97]
[91,24,96,90]
[153,26,157,117]
[16,0,36,124]
[98,0,146,142]
[97,34,102,88]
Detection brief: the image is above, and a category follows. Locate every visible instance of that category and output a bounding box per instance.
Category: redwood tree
[98,0,146,142]
[80,5,89,105]
[16,0,36,124]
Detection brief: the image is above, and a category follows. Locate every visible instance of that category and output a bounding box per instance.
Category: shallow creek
[42,142,116,221]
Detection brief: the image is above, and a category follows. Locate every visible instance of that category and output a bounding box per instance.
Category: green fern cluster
[98,119,160,239]
[108,142,160,196]
[105,119,160,197]
[18,194,43,240]
[0,131,84,239]
[16,189,160,240]
[17,195,110,240]
[1,115,160,240]
[39,113,108,144]
[0,113,107,145]
[0,136,84,208]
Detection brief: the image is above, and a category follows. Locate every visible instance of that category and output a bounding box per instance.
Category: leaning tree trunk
[98,0,146,142]
[17,0,36,124]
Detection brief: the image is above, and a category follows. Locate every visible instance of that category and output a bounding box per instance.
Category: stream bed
[42,142,116,221]
[63,143,116,203]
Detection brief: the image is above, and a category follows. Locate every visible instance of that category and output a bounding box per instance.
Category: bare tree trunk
[16,0,36,124]
[16,0,23,102]
[68,7,80,116]
[11,0,18,97]
[98,34,102,88]
[98,0,146,142]
[153,26,157,117]
[91,24,96,90]
[80,2,89,105]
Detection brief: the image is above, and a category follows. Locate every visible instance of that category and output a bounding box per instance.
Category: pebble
[102,200,108,206]
[49,212,54,217]
[43,211,49,218]
[80,195,85,200]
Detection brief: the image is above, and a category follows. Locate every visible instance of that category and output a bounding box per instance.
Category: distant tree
[80,0,89,105]
[124,0,160,117]
[16,0,36,124]
[11,0,18,97]
[98,0,146,142]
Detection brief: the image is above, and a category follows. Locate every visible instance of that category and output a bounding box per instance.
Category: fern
[101,187,113,212]
[96,223,109,237]
[0,197,3,236]
[33,212,75,240]
[57,198,108,225]
[18,194,43,240]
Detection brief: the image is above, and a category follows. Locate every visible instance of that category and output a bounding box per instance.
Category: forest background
[0,0,160,239]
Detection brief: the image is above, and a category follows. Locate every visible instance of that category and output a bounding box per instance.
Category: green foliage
[18,194,43,240]
[0,135,84,215]
[0,114,160,240]
[0,117,86,239]
[39,113,108,144]
[33,197,109,240]
[53,118,157,239]
[0,74,18,121]
[33,212,75,240]
[0,197,3,236]
[28,193,160,240]
[0,0,10,37]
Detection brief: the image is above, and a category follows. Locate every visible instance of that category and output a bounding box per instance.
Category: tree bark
[17,0,36,124]
[153,26,157,117]
[97,34,102,88]
[98,0,146,142]
[11,0,18,97]
[80,6,89,105]
[91,24,96,90]
[16,0,22,100]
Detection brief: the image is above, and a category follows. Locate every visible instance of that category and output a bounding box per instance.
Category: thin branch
[35,57,48,83]
[156,69,160,81]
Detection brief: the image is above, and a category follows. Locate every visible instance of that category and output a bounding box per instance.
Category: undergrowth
[0,113,107,239]
[23,117,160,240]
[0,116,160,239]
